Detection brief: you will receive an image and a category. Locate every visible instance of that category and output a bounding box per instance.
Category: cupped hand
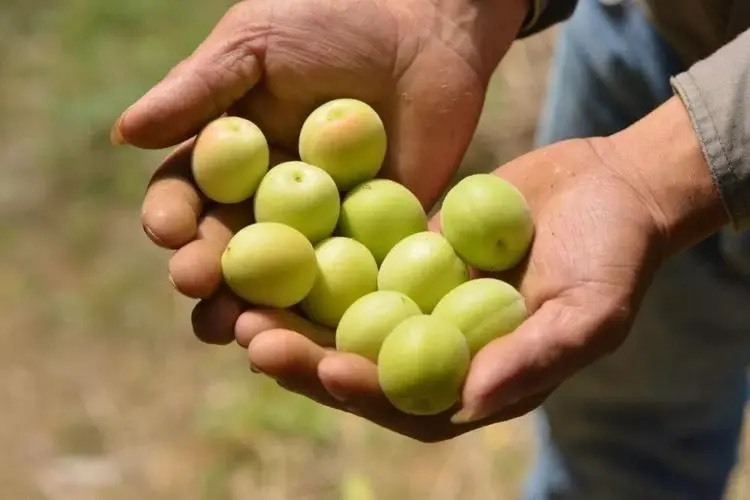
[119,0,529,242]
[118,0,529,346]
[234,136,668,442]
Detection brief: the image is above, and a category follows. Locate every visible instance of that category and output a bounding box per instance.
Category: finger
[169,240,223,299]
[248,329,341,408]
[235,308,335,348]
[318,353,475,442]
[112,3,265,148]
[453,295,628,424]
[319,353,551,442]
[169,201,253,298]
[464,389,554,428]
[197,199,253,240]
[142,141,203,249]
[191,287,246,345]
[317,353,395,412]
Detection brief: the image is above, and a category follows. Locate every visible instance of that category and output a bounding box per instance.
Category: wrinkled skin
[114,0,676,442]
[231,138,664,442]
[116,0,525,208]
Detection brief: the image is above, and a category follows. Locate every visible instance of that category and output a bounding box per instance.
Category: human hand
[116,0,529,330]
[116,0,529,236]
[231,97,727,442]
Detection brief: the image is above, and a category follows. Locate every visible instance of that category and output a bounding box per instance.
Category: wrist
[602,96,729,256]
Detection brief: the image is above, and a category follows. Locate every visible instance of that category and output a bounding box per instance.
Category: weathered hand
[233,137,658,440]
[118,0,529,227]
[233,98,727,441]
[114,0,528,338]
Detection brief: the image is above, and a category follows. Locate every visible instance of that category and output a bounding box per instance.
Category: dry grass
[1,2,749,499]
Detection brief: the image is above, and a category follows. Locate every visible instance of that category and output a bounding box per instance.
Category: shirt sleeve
[671,28,750,230]
[517,0,578,38]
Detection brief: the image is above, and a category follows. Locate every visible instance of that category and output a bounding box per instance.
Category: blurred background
[2,1,750,499]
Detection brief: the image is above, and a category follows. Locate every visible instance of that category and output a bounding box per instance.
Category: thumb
[112,3,264,148]
[451,296,628,424]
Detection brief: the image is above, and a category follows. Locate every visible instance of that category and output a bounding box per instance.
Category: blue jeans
[525,0,750,498]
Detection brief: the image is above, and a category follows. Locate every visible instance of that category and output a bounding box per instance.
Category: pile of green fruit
[191,98,534,417]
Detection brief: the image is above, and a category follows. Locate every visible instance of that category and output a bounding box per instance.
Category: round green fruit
[377,232,468,313]
[338,179,427,263]
[336,291,422,362]
[432,278,527,356]
[441,174,533,271]
[221,222,316,308]
[192,116,269,203]
[301,237,379,328]
[254,161,340,243]
[298,98,387,190]
[378,315,470,416]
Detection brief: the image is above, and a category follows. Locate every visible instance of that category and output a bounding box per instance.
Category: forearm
[605,97,727,255]
[671,28,750,231]
[602,29,750,255]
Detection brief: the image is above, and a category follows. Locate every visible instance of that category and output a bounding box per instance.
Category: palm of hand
[238,0,493,204]
[477,139,662,403]
[233,139,663,442]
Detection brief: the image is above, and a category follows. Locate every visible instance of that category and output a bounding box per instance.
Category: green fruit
[192,116,269,203]
[377,232,468,313]
[378,315,469,416]
[441,174,533,271]
[432,278,527,356]
[301,237,379,328]
[298,98,387,190]
[338,179,427,263]
[254,161,340,243]
[221,222,316,307]
[336,291,422,361]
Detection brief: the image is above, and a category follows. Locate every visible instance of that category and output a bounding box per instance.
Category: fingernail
[110,120,126,146]
[142,224,166,247]
[168,274,177,290]
[325,382,348,404]
[450,407,483,425]
[250,363,262,374]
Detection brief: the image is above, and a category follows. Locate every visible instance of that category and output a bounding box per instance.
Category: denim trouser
[525,0,750,498]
